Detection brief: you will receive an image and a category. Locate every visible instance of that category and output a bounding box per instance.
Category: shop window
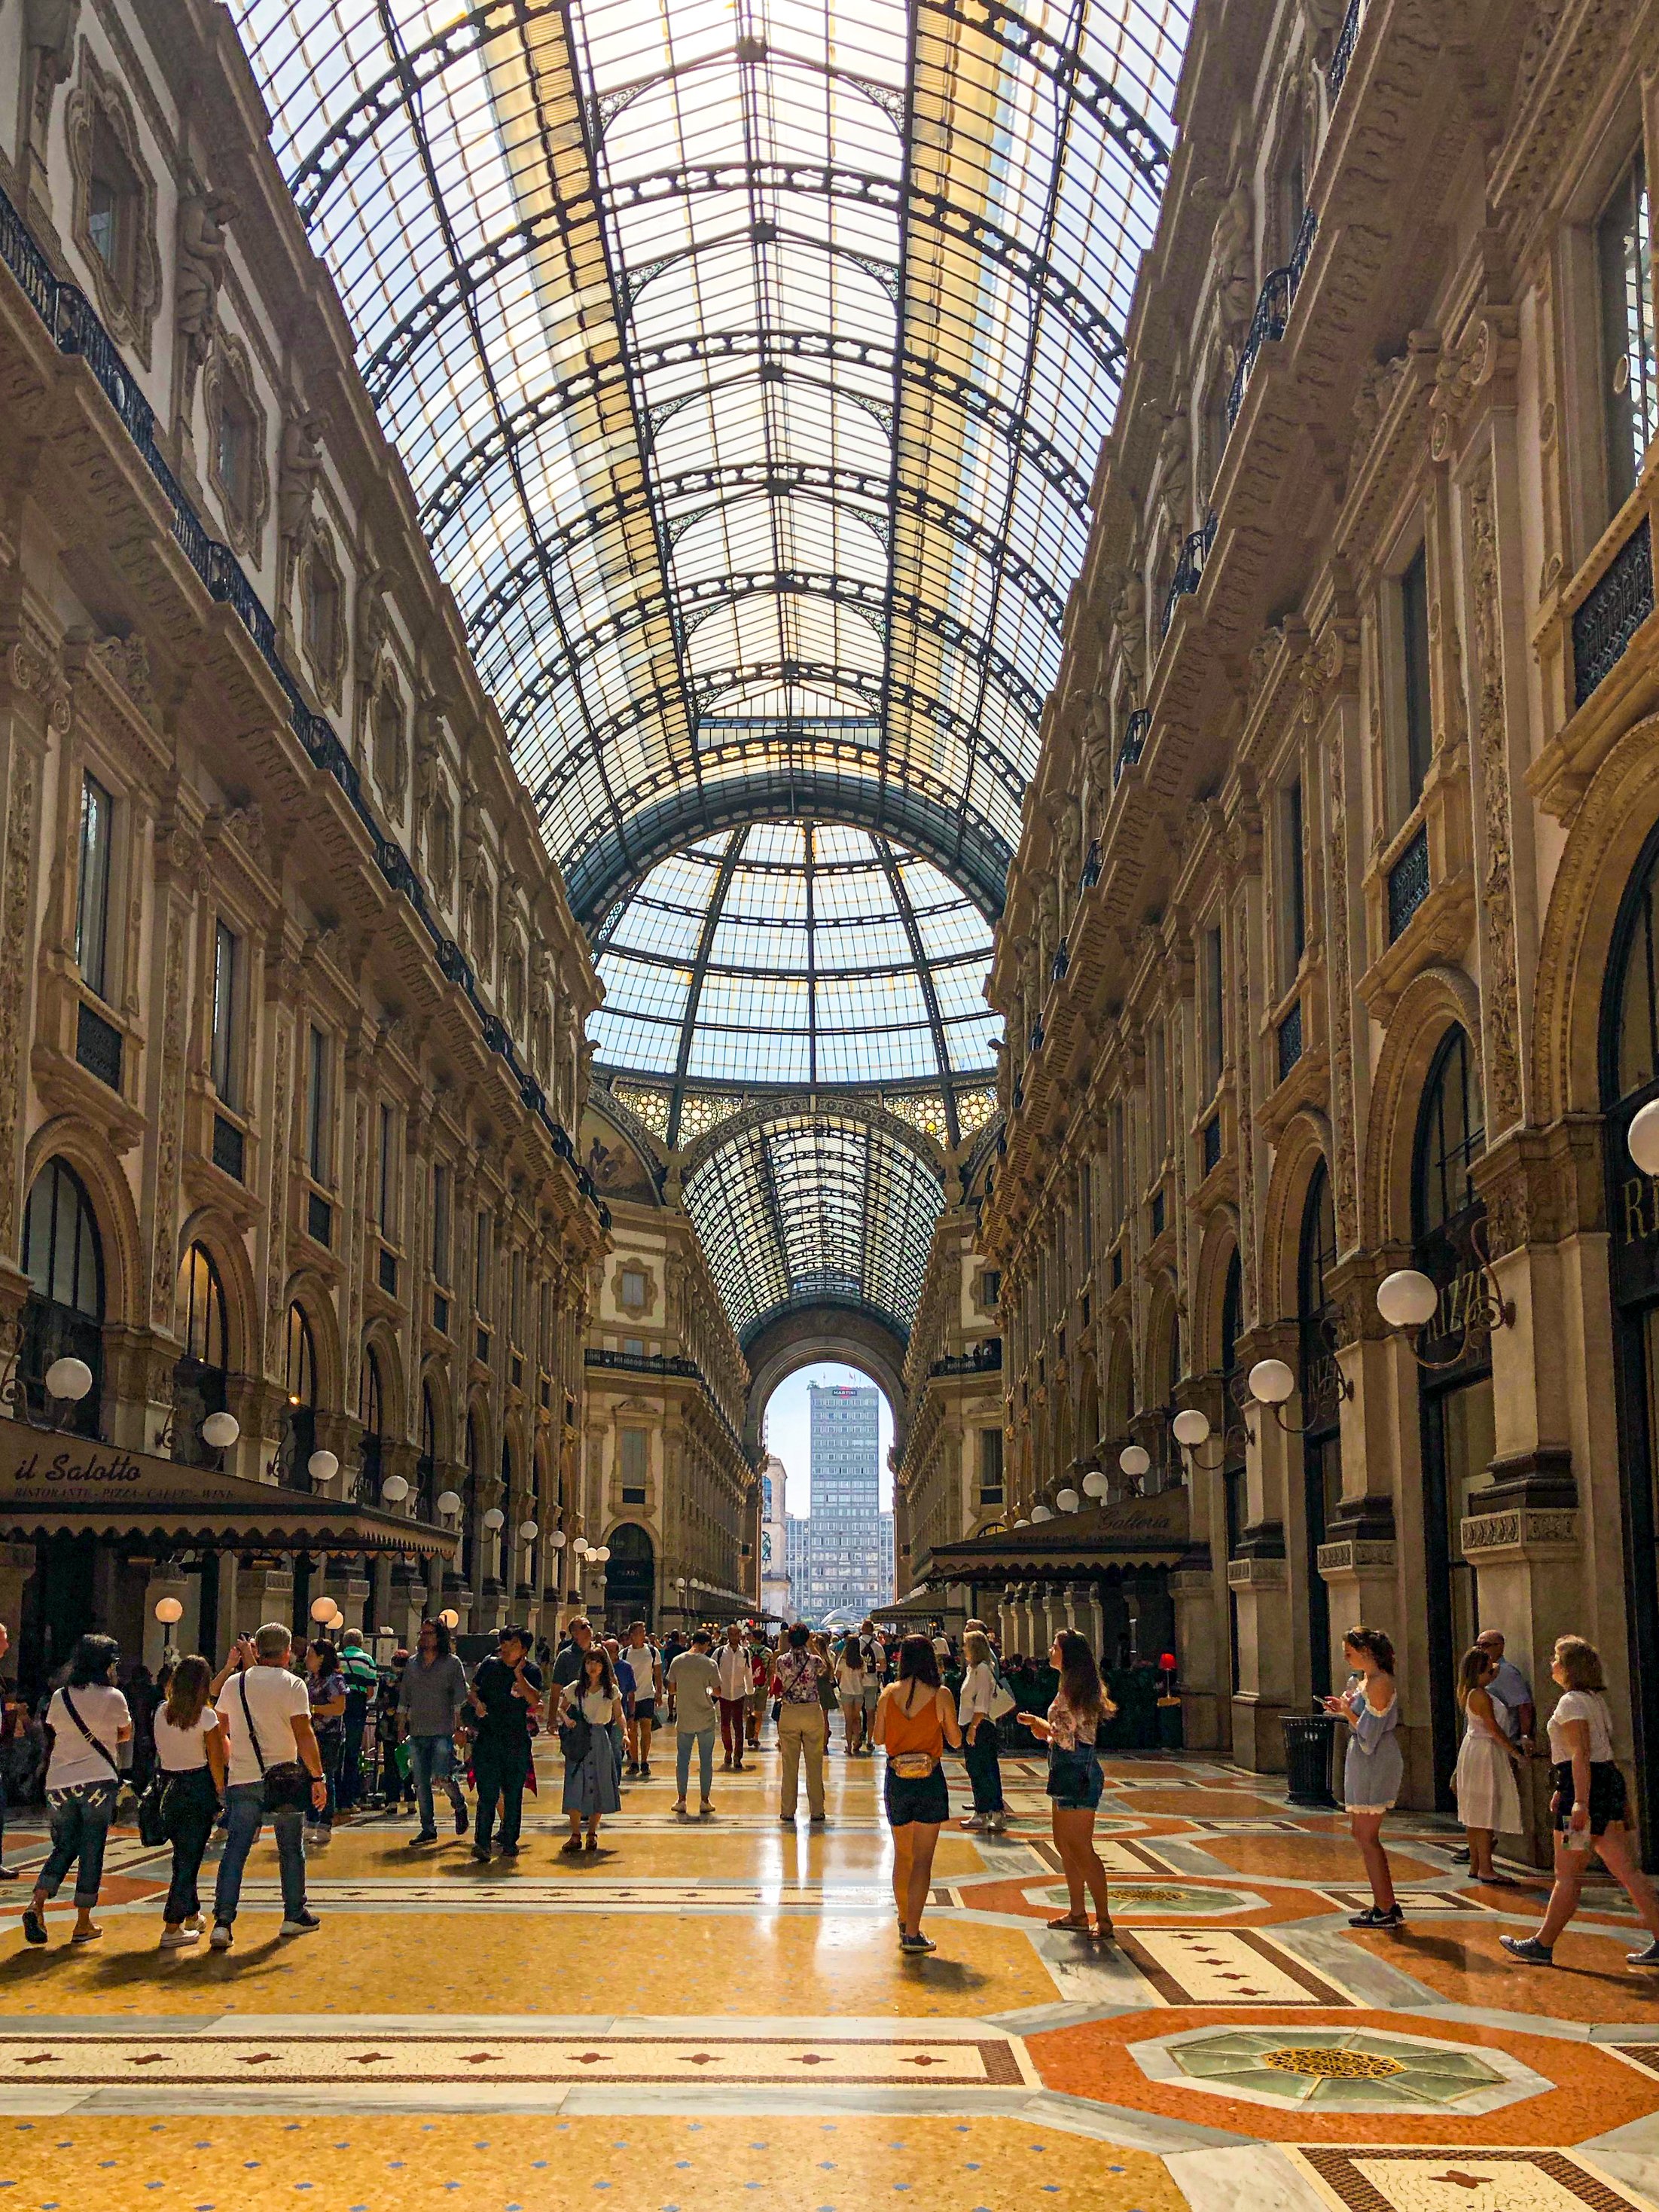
[1219,1247,1243,1695]
[1415,1024,1485,1236]
[20,1158,104,1435]
[76,773,114,1003]
[1598,148,1657,518]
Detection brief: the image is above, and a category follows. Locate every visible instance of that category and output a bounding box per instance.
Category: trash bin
[1280,1709,1340,1808]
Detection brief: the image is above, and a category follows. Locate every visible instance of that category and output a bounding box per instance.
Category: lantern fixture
[1081,1470,1107,1499]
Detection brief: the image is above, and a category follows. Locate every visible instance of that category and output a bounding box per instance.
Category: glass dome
[590,819,999,1094]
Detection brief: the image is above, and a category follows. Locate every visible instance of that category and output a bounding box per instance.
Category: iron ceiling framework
[230,0,1188,1344]
[232,0,1185,914]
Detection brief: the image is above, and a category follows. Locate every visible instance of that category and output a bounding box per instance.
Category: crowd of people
[5,1607,1659,1971]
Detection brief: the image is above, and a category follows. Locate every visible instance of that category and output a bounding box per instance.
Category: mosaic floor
[3,1736,1659,2210]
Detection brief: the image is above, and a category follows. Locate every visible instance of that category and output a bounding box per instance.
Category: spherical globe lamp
[548,1530,566,1550]
[483,1506,505,1531]
[1055,1486,1080,1513]
[1119,1445,1151,1479]
[1631,1100,1659,1176]
[380,1474,410,1504]
[307,1449,340,1486]
[1172,1408,1210,1448]
[1377,1268,1438,1331]
[572,1536,589,1556]
[1081,1470,1106,1498]
[436,1490,463,1518]
[153,1596,184,1625]
[1030,1504,1053,1523]
[518,1520,538,1542]
[310,1595,336,1623]
[201,1411,240,1451]
[44,1356,93,1402]
[594,1545,611,1563]
[438,1609,460,1630]
[1248,1358,1295,1406]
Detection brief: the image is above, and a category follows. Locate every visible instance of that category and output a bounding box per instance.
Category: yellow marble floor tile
[302,1824,989,1881]
[0,1907,1056,2017]
[0,2114,1186,2211]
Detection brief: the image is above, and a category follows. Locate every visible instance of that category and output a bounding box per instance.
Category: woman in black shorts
[873,1635,962,1955]
[1501,1635,1659,1968]
[1017,1631,1114,1939]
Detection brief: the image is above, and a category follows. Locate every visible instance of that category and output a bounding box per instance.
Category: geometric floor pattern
[3,1740,1659,2210]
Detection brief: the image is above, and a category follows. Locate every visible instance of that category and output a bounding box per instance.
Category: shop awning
[0,1424,458,1560]
[920,1491,1193,1584]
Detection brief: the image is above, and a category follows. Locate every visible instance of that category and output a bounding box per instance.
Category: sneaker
[1348,1903,1404,1927]
[899,1932,937,1954]
[1627,1939,1659,1966]
[960,1813,987,1830]
[0,1864,19,1881]
[1501,1934,1555,1964]
[986,1814,1008,1833]
[407,1831,440,1847]
[182,1916,203,1935]
[627,1761,640,1777]
[21,1906,47,1945]
[309,1827,333,1847]
[699,1800,715,1817]
[673,1799,688,1817]
[209,1923,233,1951]
[499,1843,521,1858]
[472,1841,493,1863]
[159,1927,200,1949]
[453,1800,470,1836]
[640,1762,651,1778]
[279,1911,322,1936]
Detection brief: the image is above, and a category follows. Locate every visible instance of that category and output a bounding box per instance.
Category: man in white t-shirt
[209,1622,327,1947]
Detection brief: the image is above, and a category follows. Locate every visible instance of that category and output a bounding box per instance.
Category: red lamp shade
[1159,1652,1177,1673]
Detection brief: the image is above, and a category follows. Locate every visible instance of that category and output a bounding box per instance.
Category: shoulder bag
[560,1697,593,1765]
[988,1667,1017,1722]
[237,1670,314,1814]
[54,1689,123,1809]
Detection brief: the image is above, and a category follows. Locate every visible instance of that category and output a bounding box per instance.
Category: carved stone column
[1167,1555,1221,1751]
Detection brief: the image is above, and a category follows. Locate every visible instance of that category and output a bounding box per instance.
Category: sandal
[1093,1918,1116,1942]
[71,1925,103,1944]
[1045,1911,1090,1931]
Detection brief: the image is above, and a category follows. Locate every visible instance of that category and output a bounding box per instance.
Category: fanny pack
[239,1670,313,1813]
[890,1752,938,1780]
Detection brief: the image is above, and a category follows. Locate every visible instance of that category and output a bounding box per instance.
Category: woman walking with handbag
[957,1628,1010,1832]
[21,1635,131,1947]
[151,1656,229,1948]
[1017,1631,1114,1939]
[873,1634,962,1954]
[557,1645,623,1853]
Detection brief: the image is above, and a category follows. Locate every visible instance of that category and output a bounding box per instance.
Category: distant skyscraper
[796,1384,885,1619]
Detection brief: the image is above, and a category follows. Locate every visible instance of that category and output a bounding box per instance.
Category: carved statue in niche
[1158,406,1193,538]
[23,0,78,175]
[372,667,408,807]
[1112,563,1147,693]
[426,790,455,899]
[175,187,236,416]
[278,407,329,545]
[1054,795,1081,917]
[1211,174,1258,365]
[1082,690,1113,785]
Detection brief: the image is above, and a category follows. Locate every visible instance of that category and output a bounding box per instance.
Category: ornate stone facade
[977,0,1659,1840]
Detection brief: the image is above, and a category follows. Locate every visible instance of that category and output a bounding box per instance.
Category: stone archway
[741,1301,909,1461]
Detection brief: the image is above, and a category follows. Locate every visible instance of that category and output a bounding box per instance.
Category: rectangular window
[211,921,239,1107]
[432,1164,450,1285]
[1599,149,1657,517]
[977,1427,1004,1506]
[1283,779,1306,981]
[306,1026,329,1183]
[621,1428,648,1501]
[511,1247,526,1344]
[76,773,113,1002]
[474,1209,491,1316]
[1400,545,1433,810]
[620,1266,647,1312]
[1203,925,1224,1094]
[378,1102,396,1236]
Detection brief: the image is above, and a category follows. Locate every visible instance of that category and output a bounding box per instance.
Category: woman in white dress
[1453,1645,1523,1884]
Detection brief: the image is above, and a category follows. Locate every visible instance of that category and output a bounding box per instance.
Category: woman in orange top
[873,1634,962,1954]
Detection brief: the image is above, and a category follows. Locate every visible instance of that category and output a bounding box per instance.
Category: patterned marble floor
[2,1735,1658,2211]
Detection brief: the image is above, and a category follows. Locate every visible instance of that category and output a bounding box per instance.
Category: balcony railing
[1327,0,1365,102]
[0,181,608,1234]
[1227,207,1319,432]
[1572,514,1654,708]
[584,1347,749,1460]
[1115,709,1151,786]
[1080,839,1101,889]
[1386,823,1432,943]
[929,1338,1002,1379]
[1160,511,1217,638]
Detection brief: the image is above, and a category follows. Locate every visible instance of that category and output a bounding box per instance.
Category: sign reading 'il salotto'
[8,1442,145,1488]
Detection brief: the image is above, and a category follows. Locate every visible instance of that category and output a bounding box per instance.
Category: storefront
[0,1422,457,1694]
[1298,1164,1341,1700]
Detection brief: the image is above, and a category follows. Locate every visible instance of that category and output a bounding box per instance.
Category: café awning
[921,1491,1193,1585]
[0,1423,457,1560]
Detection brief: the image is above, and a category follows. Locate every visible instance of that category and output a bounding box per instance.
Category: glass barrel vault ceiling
[229,0,1188,917]
[593,819,999,1137]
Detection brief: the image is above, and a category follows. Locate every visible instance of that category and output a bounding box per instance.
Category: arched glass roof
[683,1110,944,1343]
[592,819,998,1135]
[227,0,1188,918]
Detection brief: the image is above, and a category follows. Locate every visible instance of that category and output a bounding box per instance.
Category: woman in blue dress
[1322,1625,1403,1928]
[557,1646,623,1853]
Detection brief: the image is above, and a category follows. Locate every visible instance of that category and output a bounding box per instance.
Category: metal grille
[1386,824,1431,943]
[1572,515,1654,708]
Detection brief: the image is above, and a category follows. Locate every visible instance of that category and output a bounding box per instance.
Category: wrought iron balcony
[1050,944,1070,981]
[0,182,604,1225]
[1115,709,1151,786]
[1276,999,1304,1084]
[929,1338,1003,1379]
[584,1347,748,1459]
[1080,840,1101,889]
[1572,514,1654,708]
[1226,208,1319,432]
[1327,0,1365,102]
[1159,511,1218,639]
[1386,823,1431,943]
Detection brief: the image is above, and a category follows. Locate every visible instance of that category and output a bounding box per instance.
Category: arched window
[602,1521,656,1632]
[1298,1161,1341,1696]
[280,1301,319,1489]
[20,1158,105,1434]
[454,1410,480,1588]
[1414,1026,1485,1240]
[355,1344,384,1504]
[171,1241,230,1465]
